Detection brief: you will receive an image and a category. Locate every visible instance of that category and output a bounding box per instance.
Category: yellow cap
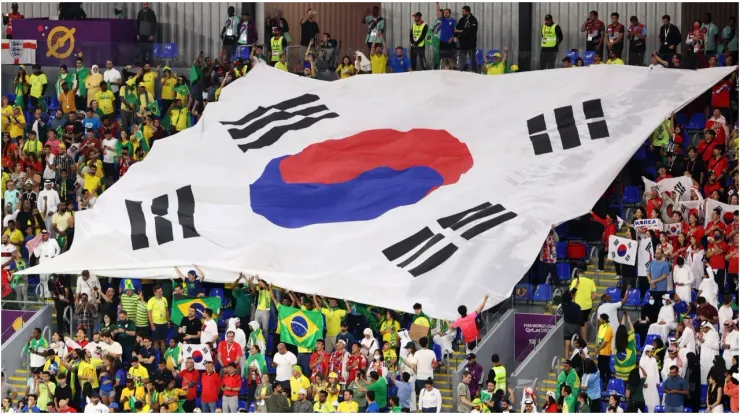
[510,64,519,72]
[328,372,338,379]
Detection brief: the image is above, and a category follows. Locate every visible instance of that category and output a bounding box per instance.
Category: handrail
[64,305,73,331]
[42,325,51,343]
[551,355,561,375]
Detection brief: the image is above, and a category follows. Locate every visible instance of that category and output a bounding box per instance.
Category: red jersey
[707,156,729,179]
[310,350,330,381]
[646,197,663,217]
[706,220,727,236]
[728,243,739,274]
[221,373,242,397]
[346,354,367,384]
[58,408,77,413]
[704,182,721,197]
[688,225,705,244]
[200,370,221,403]
[217,341,242,366]
[708,241,728,270]
[5,12,23,36]
[329,350,348,383]
[698,138,721,163]
[711,81,732,108]
[179,368,200,401]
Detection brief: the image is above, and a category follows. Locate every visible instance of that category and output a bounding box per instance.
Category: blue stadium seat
[622,186,641,204]
[556,263,571,283]
[209,288,227,306]
[238,400,247,410]
[624,288,642,307]
[605,287,621,303]
[675,113,689,126]
[514,283,532,301]
[610,356,616,374]
[154,349,161,366]
[686,113,706,131]
[556,241,568,260]
[718,54,726,66]
[195,397,201,409]
[634,333,641,352]
[48,96,60,111]
[683,408,693,413]
[233,45,251,61]
[658,382,663,400]
[555,222,569,239]
[645,166,657,180]
[475,49,484,65]
[432,344,442,362]
[654,405,665,413]
[700,385,707,404]
[388,385,399,398]
[565,50,579,63]
[532,284,552,302]
[266,354,275,375]
[163,42,178,59]
[583,51,595,65]
[248,402,256,412]
[605,378,625,396]
[641,290,652,306]
[219,309,235,328]
[6,93,15,104]
[644,334,661,348]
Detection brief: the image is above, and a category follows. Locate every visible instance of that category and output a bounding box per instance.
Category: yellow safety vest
[412,23,427,47]
[270,37,284,62]
[233,66,247,78]
[492,365,507,392]
[541,24,557,47]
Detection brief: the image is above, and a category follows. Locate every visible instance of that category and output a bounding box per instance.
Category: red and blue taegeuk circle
[250,129,474,228]
[617,244,628,257]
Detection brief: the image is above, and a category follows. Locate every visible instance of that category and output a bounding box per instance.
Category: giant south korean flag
[21,64,735,319]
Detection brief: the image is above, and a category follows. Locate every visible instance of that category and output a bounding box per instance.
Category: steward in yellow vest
[539,15,563,70]
[270,28,287,63]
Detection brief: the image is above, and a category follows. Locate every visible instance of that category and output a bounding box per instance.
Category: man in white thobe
[718,296,734,329]
[676,320,697,364]
[672,257,694,303]
[698,321,720,383]
[698,267,719,309]
[431,319,456,359]
[640,345,661,413]
[33,230,61,299]
[647,294,677,340]
[37,180,61,238]
[661,346,685,381]
[721,320,738,369]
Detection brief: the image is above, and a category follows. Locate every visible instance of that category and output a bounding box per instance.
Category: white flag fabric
[1,39,36,64]
[19,64,734,319]
[608,235,637,265]
[634,218,664,232]
[637,238,655,277]
[704,199,738,227]
[181,344,212,370]
[677,199,705,222]
[642,176,694,202]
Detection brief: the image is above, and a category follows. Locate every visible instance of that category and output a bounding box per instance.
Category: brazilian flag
[614,329,637,379]
[277,305,324,349]
[170,294,221,325]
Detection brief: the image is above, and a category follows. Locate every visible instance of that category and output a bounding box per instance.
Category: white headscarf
[91,64,99,74]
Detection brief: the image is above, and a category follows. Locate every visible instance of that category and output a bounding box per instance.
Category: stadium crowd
[0,2,739,414]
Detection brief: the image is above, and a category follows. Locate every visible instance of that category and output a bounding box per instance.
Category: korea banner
[678,199,705,222]
[637,238,655,277]
[705,199,738,228]
[1,39,36,64]
[634,218,664,231]
[181,344,212,370]
[608,235,637,265]
[19,64,735,319]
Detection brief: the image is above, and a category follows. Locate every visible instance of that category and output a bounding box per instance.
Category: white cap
[298,388,307,396]
[644,345,654,352]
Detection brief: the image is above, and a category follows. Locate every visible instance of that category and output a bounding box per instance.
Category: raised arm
[475,294,489,315]
[194,265,205,282]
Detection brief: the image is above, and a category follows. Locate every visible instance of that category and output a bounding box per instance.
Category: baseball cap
[545,14,553,20]
[493,52,502,58]
[405,342,415,349]
[466,353,476,360]
[108,403,119,409]
[412,12,422,17]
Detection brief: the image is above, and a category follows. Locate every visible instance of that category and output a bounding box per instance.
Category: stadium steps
[436,349,466,410]
[8,369,28,399]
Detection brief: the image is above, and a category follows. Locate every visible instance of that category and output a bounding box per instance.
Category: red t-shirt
[656,174,673,183]
[706,220,727,236]
[646,197,663,217]
[688,225,705,243]
[704,182,721,197]
[346,354,367,384]
[58,408,77,413]
[708,241,728,270]
[698,139,720,164]
[221,373,242,397]
[179,368,200,401]
[707,156,729,179]
[452,311,480,343]
[711,81,732,108]
[310,350,330,381]
[200,371,221,403]
[728,244,739,274]
[217,341,242,366]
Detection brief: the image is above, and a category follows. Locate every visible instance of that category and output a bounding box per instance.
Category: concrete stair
[436,349,466,411]
[8,368,28,400]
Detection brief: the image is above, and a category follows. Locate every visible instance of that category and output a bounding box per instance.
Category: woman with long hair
[379,310,400,349]
[580,358,601,412]
[625,366,647,412]
[672,232,689,265]
[614,313,637,380]
[707,373,724,413]
[99,355,117,405]
[543,391,558,413]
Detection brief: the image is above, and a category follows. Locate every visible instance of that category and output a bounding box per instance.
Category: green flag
[124,88,140,106]
[74,67,89,95]
[55,125,64,138]
[189,64,202,84]
[170,294,221,325]
[14,84,25,109]
[133,129,150,153]
[277,305,324,349]
[614,329,637,379]
[173,83,190,98]
[147,100,160,117]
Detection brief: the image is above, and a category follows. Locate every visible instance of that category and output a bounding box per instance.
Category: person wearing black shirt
[15,199,34,235]
[628,16,647,66]
[666,143,686,177]
[136,2,157,65]
[64,216,74,252]
[581,11,605,56]
[179,306,202,344]
[561,291,583,358]
[137,337,157,375]
[658,15,682,59]
[53,372,73,410]
[49,275,72,335]
[55,170,77,204]
[152,360,174,393]
[685,147,706,184]
[300,9,320,57]
[63,112,83,146]
[21,182,38,209]
[95,287,118,325]
[539,14,563,70]
[455,6,478,72]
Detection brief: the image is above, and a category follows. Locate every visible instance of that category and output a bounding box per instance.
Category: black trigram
[610,238,633,262]
[673,181,687,198]
[219,94,339,153]
[125,185,200,251]
[527,99,609,155]
[382,202,517,277]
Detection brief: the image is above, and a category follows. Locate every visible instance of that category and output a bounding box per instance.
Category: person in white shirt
[698,267,719,309]
[672,257,694,303]
[647,294,677,340]
[722,320,738,369]
[84,393,109,413]
[200,309,219,344]
[0,235,17,267]
[100,133,118,185]
[272,342,297,383]
[699,321,720,382]
[360,328,378,361]
[3,203,19,228]
[686,242,705,290]
[84,332,105,360]
[227,317,247,352]
[719,295,734,331]
[597,288,630,349]
[37,180,60,235]
[676,319,697,364]
[417,377,442,413]
[661,346,685,380]
[33,230,61,299]
[75,270,101,302]
[42,147,56,182]
[100,332,122,359]
[414,337,438,393]
[103,61,122,96]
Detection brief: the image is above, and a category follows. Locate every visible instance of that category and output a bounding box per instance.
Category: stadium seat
[683,408,692,413]
[266,354,275,375]
[622,186,641,205]
[532,284,552,302]
[565,49,579,63]
[700,385,707,404]
[605,287,621,303]
[556,263,571,283]
[610,356,616,374]
[238,400,247,410]
[624,288,642,307]
[718,54,726,66]
[514,283,532,301]
[556,241,567,260]
[675,113,689,126]
[476,49,484,65]
[686,113,706,131]
[432,344,442,362]
[654,405,665,413]
[6,93,15,104]
[163,42,179,59]
[605,378,625,396]
[583,51,595,65]
[233,45,251,61]
[566,242,587,260]
[641,290,652,306]
[248,402,256,412]
[209,288,227,306]
[634,333,641,352]
[645,166,657,180]
[195,398,201,409]
[218,309,235,328]
[658,382,663,400]
[644,334,661,348]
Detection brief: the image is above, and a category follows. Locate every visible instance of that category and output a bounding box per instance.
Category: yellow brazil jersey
[146,296,169,324]
[275,61,288,71]
[371,54,387,74]
[336,64,355,79]
[170,107,189,132]
[569,277,596,311]
[597,323,613,356]
[161,77,177,100]
[83,172,101,196]
[77,358,102,388]
[28,74,47,98]
[3,228,24,246]
[92,159,104,179]
[486,62,506,75]
[321,307,347,337]
[314,401,336,413]
[142,71,158,96]
[380,320,400,346]
[337,401,359,413]
[257,289,271,310]
[160,388,186,412]
[1,105,13,133]
[9,111,25,138]
[606,58,624,65]
[23,139,43,156]
[120,86,132,112]
[121,386,145,411]
[290,376,311,402]
[95,90,115,115]
[128,365,149,386]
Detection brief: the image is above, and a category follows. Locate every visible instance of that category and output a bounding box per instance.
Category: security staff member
[410,12,428,71]
[540,14,563,69]
[269,27,288,66]
[627,16,647,66]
